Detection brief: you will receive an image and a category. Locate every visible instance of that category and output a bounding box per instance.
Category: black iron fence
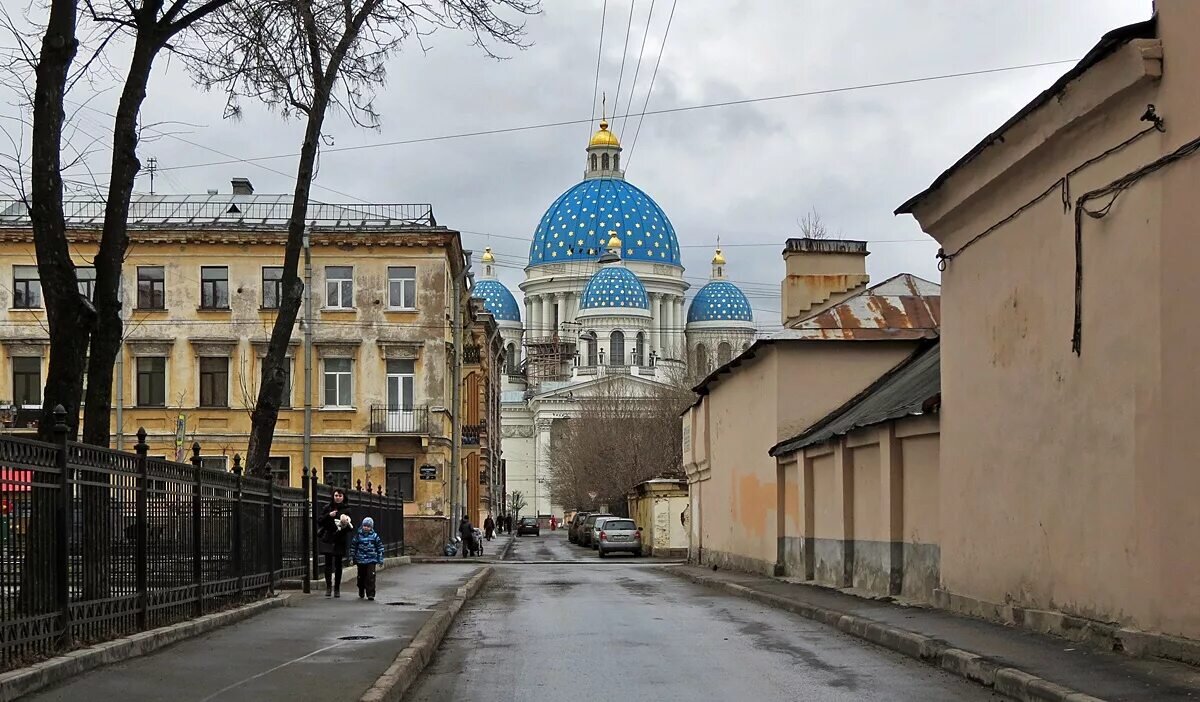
[0,408,405,672]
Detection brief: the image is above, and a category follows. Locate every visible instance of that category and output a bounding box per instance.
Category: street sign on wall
[419,464,438,480]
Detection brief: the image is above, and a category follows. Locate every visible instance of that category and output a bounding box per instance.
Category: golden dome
[589,119,621,148]
[712,247,726,265]
[481,246,495,263]
[606,231,622,250]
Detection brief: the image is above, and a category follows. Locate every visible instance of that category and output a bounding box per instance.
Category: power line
[621,0,656,136]
[589,0,609,140]
[131,58,1079,176]
[625,0,677,170]
[611,0,637,128]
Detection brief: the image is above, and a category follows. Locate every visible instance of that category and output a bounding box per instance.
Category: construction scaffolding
[522,322,579,386]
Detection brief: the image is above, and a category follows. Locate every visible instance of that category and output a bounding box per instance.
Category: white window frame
[324,266,354,309]
[323,358,354,408]
[387,266,417,310]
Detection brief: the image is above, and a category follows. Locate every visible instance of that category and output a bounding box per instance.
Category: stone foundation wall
[404,515,450,556]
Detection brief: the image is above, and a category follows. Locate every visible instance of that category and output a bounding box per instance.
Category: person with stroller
[458,515,474,558]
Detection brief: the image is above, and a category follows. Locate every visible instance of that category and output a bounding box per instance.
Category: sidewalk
[26,564,484,702]
[410,532,515,563]
[665,565,1200,702]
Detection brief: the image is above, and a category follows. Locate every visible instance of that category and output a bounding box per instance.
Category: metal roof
[0,195,436,229]
[770,341,940,457]
[895,17,1157,215]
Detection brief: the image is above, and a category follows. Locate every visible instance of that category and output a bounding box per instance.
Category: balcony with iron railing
[369,405,431,434]
[462,423,483,446]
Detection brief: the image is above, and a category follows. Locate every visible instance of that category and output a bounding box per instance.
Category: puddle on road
[337,635,376,641]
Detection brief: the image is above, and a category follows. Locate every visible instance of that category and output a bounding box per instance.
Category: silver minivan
[597,518,643,558]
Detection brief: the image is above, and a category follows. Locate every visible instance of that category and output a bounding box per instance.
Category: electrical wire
[625,0,677,171]
[589,0,609,140]
[620,0,655,136]
[611,0,638,128]
[105,58,1079,177]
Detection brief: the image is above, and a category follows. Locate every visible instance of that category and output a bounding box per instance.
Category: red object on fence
[0,468,31,491]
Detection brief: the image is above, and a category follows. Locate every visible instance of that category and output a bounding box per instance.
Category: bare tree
[184,0,539,478]
[797,207,831,240]
[548,375,693,512]
[507,490,527,521]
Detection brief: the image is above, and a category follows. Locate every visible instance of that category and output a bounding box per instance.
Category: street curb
[359,565,494,702]
[0,594,291,702]
[662,568,1108,702]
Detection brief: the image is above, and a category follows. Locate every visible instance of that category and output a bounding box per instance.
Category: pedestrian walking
[316,489,353,598]
[504,514,512,533]
[351,516,385,600]
[459,516,474,558]
[484,514,495,541]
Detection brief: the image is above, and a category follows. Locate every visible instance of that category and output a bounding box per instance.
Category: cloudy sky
[4,0,1152,328]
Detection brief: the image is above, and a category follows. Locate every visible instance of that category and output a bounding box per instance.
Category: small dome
[589,119,621,148]
[471,279,521,322]
[712,247,726,265]
[687,281,753,323]
[580,266,649,310]
[481,246,495,263]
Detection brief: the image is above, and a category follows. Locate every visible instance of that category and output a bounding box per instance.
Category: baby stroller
[469,527,485,557]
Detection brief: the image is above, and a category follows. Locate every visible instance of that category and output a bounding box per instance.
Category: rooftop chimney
[781,238,870,327]
[230,178,254,195]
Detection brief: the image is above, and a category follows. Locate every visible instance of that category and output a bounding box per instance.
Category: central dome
[580,266,649,310]
[528,178,680,267]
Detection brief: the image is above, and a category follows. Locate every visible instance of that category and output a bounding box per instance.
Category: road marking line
[198,641,345,701]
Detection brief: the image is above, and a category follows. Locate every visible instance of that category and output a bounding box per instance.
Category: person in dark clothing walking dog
[351,517,385,600]
[316,489,352,597]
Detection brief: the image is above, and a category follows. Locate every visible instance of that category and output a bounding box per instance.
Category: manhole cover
[386,602,418,606]
[338,635,376,641]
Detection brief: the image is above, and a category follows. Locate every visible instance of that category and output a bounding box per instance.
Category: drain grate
[338,635,376,641]
[386,602,418,607]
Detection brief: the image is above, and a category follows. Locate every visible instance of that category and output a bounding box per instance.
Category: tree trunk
[245,91,332,478]
[21,0,82,614]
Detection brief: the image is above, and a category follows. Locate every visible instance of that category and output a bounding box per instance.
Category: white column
[530,296,541,337]
[674,297,684,359]
[667,297,678,359]
[649,293,661,355]
[541,296,554,336]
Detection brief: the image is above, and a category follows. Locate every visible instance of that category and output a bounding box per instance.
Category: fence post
[301,467,311,594]
[191,442,203,617]
[52,405,72,649]
[266,470,276,595]
[399,484,405,557]
[232,454,244,599]
[135,429,149,631]
[310,468,320,588]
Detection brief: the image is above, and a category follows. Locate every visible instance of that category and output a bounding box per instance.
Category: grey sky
[3,0,1153,327]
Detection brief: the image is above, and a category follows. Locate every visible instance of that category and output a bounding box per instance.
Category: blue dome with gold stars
[687,281,753,323]
[528,179,681,267]
[471,279,521,322]
[580,265,649,310]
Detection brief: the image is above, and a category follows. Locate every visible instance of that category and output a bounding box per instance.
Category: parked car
[516,516,540,536]
[578,513,613,548]
[591,516,617,550]
[597,518,643,558]
[568,512,591,543]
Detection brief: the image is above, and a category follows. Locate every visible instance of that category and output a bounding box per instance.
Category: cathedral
[470,117,756,520]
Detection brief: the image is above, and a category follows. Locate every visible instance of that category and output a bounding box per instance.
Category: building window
[386,458,414,500]
[12,265,41,309]
[387,266,416,309]
[613,154,620,170]
[323,358,353,408]
[590,153,597,170]
[325,266,353,308]
[262,267,283,309]
[385,359,414,410]
[268,456,290,486]
[585,331,598,366]
[137,266,165,309]
[76,267,96,301]
[696,344,709,375]
[609,330,625,366]
[634,332,645,366]
[601,153,610,170]
[199,456,227,472]
[199,357,229,408]
[12,357,40,406]
[506,343,518,374]
[200,266,230,309]
[280,358,293,408]
[718,342,733,366]
[323,456,351,488]
[136,357,166,407]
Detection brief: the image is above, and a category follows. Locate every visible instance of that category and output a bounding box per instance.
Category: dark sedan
[516,517,540,536]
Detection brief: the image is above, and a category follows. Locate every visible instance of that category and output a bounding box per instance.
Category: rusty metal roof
[687,274,941,404]
[777,273,941,341]
[770,341,940,456]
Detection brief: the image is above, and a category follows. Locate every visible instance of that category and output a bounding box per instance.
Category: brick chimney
[230,178,254,195]
[781,238,870,326]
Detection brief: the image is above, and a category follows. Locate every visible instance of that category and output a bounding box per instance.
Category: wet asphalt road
[408,531,999,701]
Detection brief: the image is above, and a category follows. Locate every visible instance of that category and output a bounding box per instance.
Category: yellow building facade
[0,193,501,521]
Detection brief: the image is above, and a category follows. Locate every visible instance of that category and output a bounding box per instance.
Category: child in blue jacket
[351,517,385,600]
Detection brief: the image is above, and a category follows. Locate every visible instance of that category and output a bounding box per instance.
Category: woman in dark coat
[316,489,351,597]
[484,514,496,541]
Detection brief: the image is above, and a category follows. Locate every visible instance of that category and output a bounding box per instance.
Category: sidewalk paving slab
[25,564,483,702]
[665,565,1200,702]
